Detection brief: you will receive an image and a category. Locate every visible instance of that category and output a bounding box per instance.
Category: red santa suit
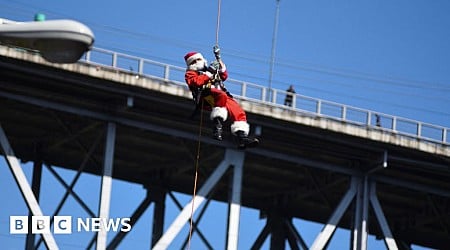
[184,52,250,136]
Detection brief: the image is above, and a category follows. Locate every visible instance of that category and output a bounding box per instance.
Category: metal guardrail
[83,47,449,145]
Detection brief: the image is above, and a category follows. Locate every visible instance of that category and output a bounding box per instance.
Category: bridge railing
[82,47,449,145]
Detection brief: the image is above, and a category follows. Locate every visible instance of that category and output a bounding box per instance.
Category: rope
[187,100,204,250]
[215,0,222,46]
[188,0,222,249]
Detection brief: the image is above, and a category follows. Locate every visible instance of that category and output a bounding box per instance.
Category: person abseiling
[184,46,259,149]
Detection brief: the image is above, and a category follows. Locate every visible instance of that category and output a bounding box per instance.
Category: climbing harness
[187,0,223,249]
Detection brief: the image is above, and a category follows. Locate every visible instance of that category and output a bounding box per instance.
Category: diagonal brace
[310,177,358,250]
[0,124,59,250]
[153,149,243,250]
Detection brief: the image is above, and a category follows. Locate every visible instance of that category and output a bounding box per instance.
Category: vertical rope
[188,0,222,249]
[187,100,204,250]
[268,0,281,101]
[215,0,222,46]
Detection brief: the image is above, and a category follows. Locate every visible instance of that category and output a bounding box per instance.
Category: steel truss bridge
[1,45,449,250]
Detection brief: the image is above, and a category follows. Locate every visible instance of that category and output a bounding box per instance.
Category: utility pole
[268,0,281,102]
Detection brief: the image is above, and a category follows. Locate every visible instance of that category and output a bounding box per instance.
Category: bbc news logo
[10,216,131,234]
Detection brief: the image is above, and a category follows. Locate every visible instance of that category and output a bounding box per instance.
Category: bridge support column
[97,122,117,250]
[26,156,43,250]
[309,175,399,250]
[352,176,370,250]
[151,187,167,248]
[226,149,244,250]
[269,212,287,250]
[250,213,308,250]
[153,149,245,250]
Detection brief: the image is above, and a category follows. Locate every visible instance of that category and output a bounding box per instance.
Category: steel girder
[2,122,401,250]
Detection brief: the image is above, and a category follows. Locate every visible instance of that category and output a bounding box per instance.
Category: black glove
[213,45,221,59]
[207,60,220,73]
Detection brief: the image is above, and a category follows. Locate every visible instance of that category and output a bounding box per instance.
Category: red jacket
[185,70,228,91]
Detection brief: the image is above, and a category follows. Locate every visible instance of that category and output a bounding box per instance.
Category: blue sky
[1,0,449,249]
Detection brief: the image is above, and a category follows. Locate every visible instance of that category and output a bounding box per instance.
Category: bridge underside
[1,54,450,249]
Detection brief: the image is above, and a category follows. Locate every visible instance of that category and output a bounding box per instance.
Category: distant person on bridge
[284,85,296,107]
[184,46,259,149]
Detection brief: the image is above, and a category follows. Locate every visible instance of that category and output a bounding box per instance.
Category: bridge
[1,45,449,249]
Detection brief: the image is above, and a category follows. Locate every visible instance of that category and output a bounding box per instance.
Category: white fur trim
[231,121,249,135]
[210,107,228,121]
[185,53,204,66]
[204,71,213,78]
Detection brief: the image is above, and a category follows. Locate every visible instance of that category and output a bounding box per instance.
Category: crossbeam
[0,124,59,250]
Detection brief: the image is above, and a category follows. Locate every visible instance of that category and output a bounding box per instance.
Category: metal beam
[0,124,59,250]
[36,164,98,249]
[310,177,358,250]
[35,121,104,250]
[285,220,301,250]
[285,219,308,250]
[181,198,214,250]
[367,150,388,174]
[361,177,370,250]
[352,176,370,250]
[153,149,240,250]
[269,212,286,250]
[107,190,153,250]
[352,178,363,250]
[252,148,358,176]
[151,187,167,248]
[44,132,102,233]
[426,195,450,234]
[369,182,399,250]
[26,159,43,250]
[168,192,213,248]
[226,150,245,250]
[45,165,96,217]
[0,90,202,143]
[0,89,362,176]
[251,222,271,250]
[374,175,450,198]
[96,122,117,250]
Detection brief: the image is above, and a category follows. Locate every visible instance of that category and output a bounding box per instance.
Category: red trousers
[208,88,247,122]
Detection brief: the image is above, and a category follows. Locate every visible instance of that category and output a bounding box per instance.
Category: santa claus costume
[184,51,259,149]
